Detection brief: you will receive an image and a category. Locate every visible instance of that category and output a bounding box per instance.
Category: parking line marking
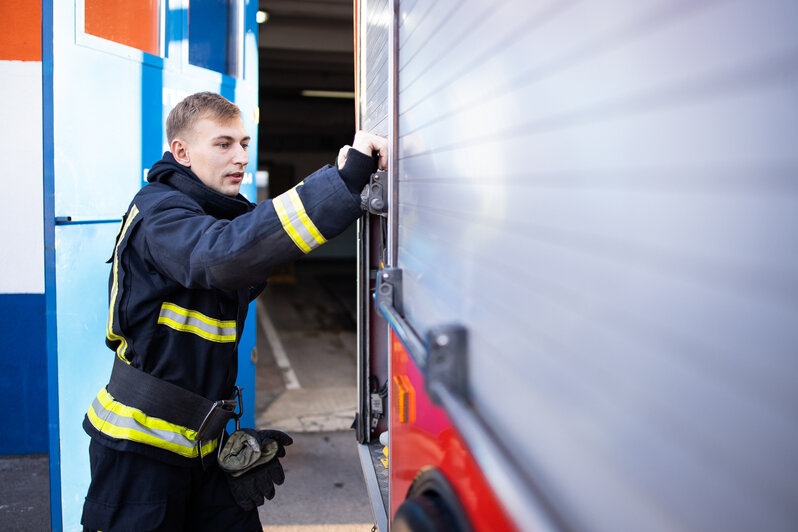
[258,300,301,390]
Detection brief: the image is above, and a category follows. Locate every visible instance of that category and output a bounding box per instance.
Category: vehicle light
[393,374,416,423]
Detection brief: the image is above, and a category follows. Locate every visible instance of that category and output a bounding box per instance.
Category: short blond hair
[166,92,241,143]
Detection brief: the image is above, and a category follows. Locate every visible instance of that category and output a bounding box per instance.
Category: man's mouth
[226,171,244,181]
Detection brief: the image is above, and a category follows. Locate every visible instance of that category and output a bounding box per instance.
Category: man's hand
[337,131,388,171]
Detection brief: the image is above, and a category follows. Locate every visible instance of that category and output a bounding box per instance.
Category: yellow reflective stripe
[273,195,312,253]
[286,188,326,246]
[157,302,237,343]
[96,387,197,439]
[88,388,218,458]
[106,205,140,363]
[273,184,327,253]
[87,404,218,458]
[157,316,237,343]
[160,302,236,328]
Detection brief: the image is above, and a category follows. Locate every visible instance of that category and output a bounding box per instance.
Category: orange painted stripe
[0,3,42,61]
[85,0,159,56]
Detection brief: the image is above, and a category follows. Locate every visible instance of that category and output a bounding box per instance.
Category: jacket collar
[147,152,254,220]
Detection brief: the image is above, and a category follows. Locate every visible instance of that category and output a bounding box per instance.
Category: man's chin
[221,185,241,197]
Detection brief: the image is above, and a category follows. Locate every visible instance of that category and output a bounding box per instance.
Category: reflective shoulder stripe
[106,205,140,363]
[273,184,327,253]
[87,387,217,459]
[157,302,237,343]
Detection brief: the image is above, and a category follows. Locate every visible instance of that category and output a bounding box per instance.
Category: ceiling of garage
[257,0,355,156]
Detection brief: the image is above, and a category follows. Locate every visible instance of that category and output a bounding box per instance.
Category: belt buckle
[231,385,243,431]
[196,386,243,441]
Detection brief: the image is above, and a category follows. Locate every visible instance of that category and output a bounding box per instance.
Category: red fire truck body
[388,330,516,531]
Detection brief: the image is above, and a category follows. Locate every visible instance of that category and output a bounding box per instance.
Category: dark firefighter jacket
[84,151,367,465]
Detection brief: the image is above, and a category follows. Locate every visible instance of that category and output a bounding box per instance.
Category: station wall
[0,2,48,455]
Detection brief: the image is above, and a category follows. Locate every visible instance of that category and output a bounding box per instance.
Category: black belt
[107,356,242,442]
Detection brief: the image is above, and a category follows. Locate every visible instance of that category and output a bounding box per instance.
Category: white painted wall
[0,61,44,294]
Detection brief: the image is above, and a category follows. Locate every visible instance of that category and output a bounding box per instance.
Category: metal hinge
[425,325,469,405]
[375,267,403,316]
[362,171,388,216]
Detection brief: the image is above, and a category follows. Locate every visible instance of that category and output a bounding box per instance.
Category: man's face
[182,116,250,197]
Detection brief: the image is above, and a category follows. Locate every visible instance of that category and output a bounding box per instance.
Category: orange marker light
[392,374,416,424]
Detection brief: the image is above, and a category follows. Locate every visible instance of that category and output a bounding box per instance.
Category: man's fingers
[369,135,388,170]
[337,145,351,169]
[375,146,388,171]
[342,131,389,170]
[352,131,388,170]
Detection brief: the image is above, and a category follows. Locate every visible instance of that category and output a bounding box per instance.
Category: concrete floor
[257,431,373,532]
[253,260,374,531]
[254,260,360,433]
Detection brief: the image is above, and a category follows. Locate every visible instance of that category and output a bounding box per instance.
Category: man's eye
[242,144,249,150]
[218,143,230,148]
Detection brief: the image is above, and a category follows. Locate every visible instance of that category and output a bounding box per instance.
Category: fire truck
[352,1,798,531]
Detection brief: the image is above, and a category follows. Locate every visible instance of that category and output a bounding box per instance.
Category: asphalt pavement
[0,454,50,531]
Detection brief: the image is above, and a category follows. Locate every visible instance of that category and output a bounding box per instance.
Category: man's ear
[170,138,191,167]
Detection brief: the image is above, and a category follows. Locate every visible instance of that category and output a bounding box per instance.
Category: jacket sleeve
[140,165,364,290]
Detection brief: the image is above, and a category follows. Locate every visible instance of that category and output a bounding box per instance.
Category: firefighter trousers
[81,439,262,531]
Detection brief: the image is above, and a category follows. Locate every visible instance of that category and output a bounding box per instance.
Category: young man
[81,92,387,531]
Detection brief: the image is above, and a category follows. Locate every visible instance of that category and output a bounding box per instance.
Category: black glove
[218,428,293,510]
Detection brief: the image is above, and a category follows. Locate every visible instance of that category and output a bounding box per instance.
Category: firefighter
[80,92,387,531]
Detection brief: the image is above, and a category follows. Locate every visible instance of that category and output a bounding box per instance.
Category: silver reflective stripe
[157,302,237,343]
[273,186,327,253]
[90,396,196,450]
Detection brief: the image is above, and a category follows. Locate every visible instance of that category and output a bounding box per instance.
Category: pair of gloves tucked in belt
[218,428,293,511]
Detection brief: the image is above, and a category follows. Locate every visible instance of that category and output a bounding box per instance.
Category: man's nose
[233,145,248,166]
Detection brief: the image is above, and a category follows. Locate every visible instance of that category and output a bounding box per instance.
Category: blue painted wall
[188,0,233,75]
[0,293,48,454]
